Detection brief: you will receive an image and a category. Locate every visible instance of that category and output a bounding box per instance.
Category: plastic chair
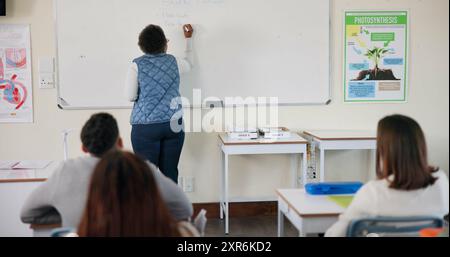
[193,209,207,237]
[347,216,444,237]
[51,227,78,237]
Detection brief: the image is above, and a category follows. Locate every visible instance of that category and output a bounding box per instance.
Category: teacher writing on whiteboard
[125,24,194,183]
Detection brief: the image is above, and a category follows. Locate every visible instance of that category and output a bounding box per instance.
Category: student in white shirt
[326,114,449,237]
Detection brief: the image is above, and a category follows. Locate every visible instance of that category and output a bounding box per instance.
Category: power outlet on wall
[39,73,54,89]
[184,176,195,193]
[178,176,194,192]
[178,176,184,190]
[39,57,55,89]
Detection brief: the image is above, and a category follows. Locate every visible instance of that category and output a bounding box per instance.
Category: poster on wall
[0,24,33,123]
[344,11,408,103]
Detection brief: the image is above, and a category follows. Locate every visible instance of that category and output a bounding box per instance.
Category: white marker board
[55,0,330,109]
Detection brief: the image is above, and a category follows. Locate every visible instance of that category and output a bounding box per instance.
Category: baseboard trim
[193,201,277,219]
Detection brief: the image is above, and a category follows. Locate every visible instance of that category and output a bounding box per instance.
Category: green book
[327,195,354,208]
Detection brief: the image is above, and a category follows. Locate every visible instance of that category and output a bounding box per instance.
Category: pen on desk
[11,161,20,169]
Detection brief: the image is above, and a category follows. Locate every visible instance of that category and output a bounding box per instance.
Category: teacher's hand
[183,24,194,38]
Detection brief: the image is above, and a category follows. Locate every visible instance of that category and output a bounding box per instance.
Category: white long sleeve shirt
[125,38,193,102]
[325,170,449,237]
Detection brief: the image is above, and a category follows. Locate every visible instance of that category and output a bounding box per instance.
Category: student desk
[218,133,308,234]
[0,161,59,237]
[303,130,376,182]
[276,189,350,236]
[0,164,55,183]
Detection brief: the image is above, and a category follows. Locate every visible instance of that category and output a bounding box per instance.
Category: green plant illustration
[365,47,389,77]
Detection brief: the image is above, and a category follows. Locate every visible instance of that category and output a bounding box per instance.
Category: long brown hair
[376,115,438,190]
[78,151,180,237]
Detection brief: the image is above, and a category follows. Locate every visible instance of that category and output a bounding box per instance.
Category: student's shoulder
[145,161,164,180]
[433,169,449,180]
[433,169,449,187]
[57,156,98,175]
[355,179,386,199]
[145,161,159,172]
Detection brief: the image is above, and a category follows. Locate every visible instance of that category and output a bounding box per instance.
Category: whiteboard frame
[53,0,332,110]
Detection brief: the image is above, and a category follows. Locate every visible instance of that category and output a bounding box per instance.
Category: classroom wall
[0,0,448,203]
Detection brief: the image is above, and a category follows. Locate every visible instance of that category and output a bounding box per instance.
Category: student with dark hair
[20,113,193,229]
[78,151,198,237]
[326,115,449,237]
[124,24,194,183]
[79,112,120,157]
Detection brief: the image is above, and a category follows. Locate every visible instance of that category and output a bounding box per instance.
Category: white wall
[0,0,448,203]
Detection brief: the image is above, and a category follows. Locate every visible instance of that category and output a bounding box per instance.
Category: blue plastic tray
[305,182,363,195]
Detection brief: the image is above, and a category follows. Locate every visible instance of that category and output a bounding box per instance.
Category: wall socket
[184,176,194,192]
[178,176,184,190]
[178,176,194,193]
[39,57,55,89]
[39,73,54,89]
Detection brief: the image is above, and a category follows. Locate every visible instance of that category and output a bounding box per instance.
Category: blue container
[305,182,363,195]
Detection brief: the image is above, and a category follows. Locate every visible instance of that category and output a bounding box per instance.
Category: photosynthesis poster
[344,11,408,103]
[0,24,33,123]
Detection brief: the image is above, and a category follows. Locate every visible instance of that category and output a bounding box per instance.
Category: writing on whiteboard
[161,0,224,5]
[160,0,225,27]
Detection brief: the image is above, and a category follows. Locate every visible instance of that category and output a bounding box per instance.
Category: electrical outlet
[184,176,194,193]
[39,73,54,89]
[178,176,184,190]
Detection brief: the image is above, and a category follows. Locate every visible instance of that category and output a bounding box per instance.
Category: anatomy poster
[0,24,33,123]
[344,11,408,103]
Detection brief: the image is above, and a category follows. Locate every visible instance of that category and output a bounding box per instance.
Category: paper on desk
[0,161,20,170]
[13,160,52,169]
[327,195,354,208]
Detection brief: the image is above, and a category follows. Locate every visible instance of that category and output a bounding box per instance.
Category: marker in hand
[183,24,194,38]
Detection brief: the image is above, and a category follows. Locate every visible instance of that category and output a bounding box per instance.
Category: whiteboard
[54,0,330,109]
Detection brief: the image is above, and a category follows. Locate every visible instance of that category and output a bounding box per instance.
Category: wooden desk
[218,133,308,234]
[276,189,350,236]
[303,130,376,182]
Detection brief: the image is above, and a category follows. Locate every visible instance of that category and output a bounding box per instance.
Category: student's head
[376,114,438,190]
[80,113,123,157]
[78,151,180,237]
[138,24,168,54]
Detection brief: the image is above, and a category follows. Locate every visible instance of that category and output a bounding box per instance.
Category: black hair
[138,24,167,54]
[80,113,119,157]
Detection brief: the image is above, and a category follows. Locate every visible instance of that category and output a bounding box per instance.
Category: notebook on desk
[0,160,52,170]
[327,195,354,208]
[0,161,20,170]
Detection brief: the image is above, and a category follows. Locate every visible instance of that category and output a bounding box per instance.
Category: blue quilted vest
[131,54,182,125]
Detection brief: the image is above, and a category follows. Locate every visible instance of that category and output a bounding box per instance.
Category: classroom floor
[204,215,299,237]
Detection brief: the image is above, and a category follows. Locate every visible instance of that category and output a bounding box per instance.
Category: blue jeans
[131,119,185,183]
